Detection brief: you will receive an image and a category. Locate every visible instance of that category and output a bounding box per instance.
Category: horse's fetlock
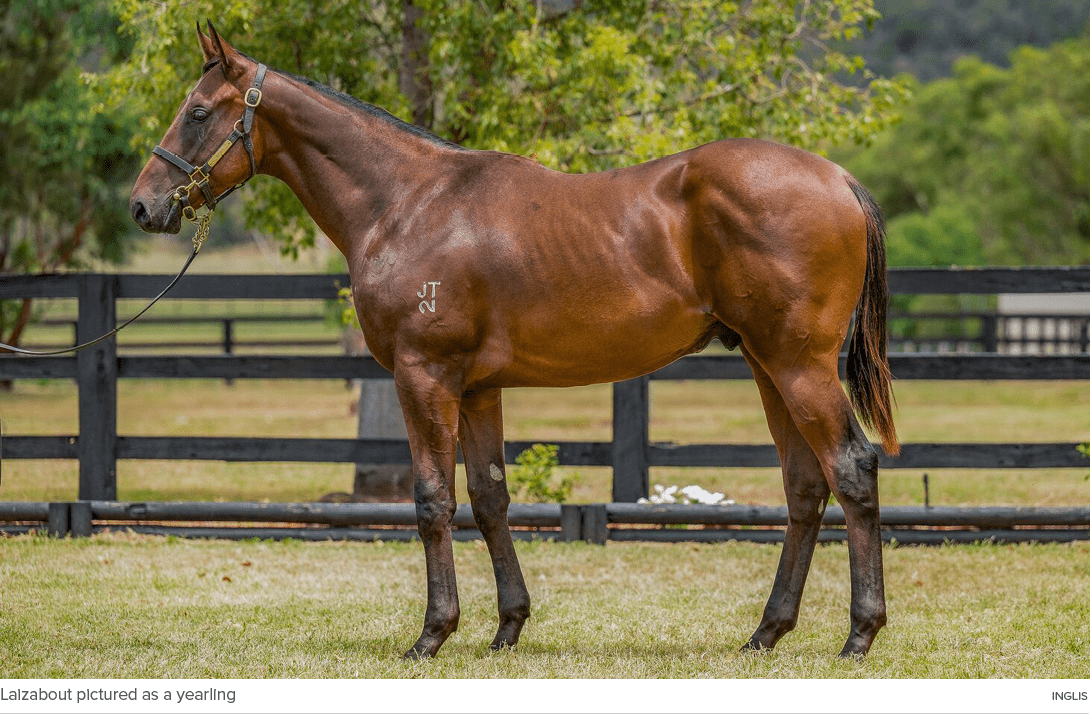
[427,604,460,636]
[852,598,887,633]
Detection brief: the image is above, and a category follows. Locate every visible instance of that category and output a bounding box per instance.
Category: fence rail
[6,501,1088,545]
[3,267,1090,541]
[25,313,339,354]
[21,310,1090,357]
[888,311,1090,354]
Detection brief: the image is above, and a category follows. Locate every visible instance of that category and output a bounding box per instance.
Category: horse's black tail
[845,175,899,456]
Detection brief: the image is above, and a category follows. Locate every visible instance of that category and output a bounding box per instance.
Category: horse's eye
[191,107,210,122]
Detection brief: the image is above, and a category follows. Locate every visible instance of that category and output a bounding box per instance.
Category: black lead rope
[0,239,203,357]
[0,224,205,485]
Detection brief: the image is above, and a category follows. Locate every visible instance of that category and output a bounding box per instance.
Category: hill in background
[856,0,1090,81]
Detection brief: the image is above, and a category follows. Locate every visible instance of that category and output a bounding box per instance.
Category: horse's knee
[415,480,456,539]
[467,468,509,506]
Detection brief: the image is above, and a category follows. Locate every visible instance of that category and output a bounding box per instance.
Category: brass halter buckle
[153,63,267,234]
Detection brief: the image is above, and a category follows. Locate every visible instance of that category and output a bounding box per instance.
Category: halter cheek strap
[153,63,267,221]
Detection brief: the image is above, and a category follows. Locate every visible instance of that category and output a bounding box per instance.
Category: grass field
[1,532,1087,678]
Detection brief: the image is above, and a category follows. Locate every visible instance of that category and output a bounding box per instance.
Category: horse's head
[130,22,265,234]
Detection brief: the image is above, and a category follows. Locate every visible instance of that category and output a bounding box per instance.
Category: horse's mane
[218,54,464,151]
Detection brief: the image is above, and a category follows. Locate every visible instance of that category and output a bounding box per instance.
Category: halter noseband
[152,63,267,222]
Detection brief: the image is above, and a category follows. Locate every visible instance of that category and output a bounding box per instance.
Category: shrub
[507,444,577,503]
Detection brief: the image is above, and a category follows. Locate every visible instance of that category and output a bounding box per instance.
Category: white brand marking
[417,281,441,313]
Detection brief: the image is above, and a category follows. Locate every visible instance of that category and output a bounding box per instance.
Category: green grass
[1,533,1086,678]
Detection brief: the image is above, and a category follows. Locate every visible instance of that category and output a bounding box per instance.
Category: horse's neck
[259,74,459,258]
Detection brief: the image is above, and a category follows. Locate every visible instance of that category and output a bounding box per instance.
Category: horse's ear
[197,21,216,64]
[205,20,245,77]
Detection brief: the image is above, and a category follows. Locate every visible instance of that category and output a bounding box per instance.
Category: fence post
[77,275,118,501]
[611,376,649,502]
[223,318,234,355]
[223,319,235,386]
[47,503,69,537]
[70,501,93,537]
[581,504,609,545]
[560,504,582,542]
[981,314,999,353]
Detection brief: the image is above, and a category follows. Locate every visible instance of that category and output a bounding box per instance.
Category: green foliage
[0,0,72,110]
[508,443,577,504]
[840,38,1090,266]
[885,202,982,268]
[1079,443,1090,481]
[0,0,142,347]
[106,0,908,256]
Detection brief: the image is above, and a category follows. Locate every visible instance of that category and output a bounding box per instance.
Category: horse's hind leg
[741,346,831,651]
[394,362,463,659]
[745,343,886,657]
[459,389,531,650]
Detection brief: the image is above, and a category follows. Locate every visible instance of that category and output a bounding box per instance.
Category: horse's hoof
[402,644,435,661]
[837,645,868,660]
[740,629,776,653]
[838,636,871,659]
[489,621,524,652]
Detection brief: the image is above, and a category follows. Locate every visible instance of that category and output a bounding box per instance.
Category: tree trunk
[399,0,434,129]
[321,328,413,503]
[351,378,413,502]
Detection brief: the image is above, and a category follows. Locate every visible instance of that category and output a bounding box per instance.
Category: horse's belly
[485,304,715,388]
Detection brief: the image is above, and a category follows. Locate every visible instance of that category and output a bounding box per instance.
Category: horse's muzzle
[130,196,182,235]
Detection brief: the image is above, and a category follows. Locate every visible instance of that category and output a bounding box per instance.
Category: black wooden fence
[29,313,339,353]
[2,267,1089,542]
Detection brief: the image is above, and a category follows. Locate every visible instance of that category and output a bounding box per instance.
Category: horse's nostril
[132,200,150,226]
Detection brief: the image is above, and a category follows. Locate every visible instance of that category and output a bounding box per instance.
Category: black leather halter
[153,63,267,221]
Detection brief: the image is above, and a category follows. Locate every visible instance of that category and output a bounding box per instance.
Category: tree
[0,0,142,351]
[107,0,909,257]
[839,38,1090,267]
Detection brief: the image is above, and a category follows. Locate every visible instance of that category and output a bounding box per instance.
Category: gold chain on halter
[190,209,213,253]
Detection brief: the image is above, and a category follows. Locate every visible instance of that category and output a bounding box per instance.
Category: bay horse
[130,23,899,660]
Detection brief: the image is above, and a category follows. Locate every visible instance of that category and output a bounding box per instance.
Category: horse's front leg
[395,363,463,659]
